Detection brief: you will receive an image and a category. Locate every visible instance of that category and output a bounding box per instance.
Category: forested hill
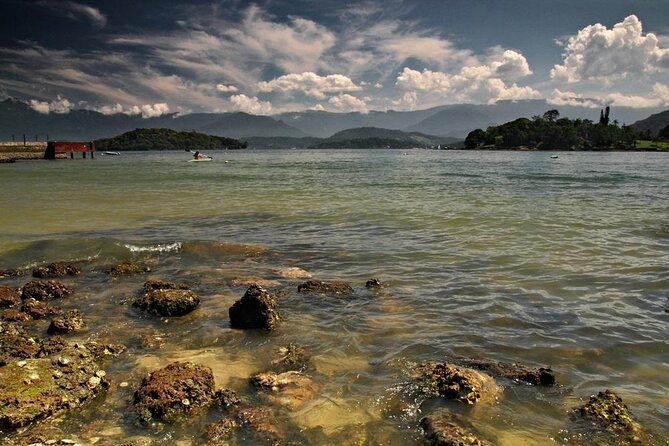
[464,110,649,151]
[94,128,248,151]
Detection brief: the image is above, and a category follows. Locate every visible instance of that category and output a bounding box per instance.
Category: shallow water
[0,149,668,444]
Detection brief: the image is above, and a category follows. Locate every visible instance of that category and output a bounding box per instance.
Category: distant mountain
[631,110,669,137]
[94,128,247,151]
[0,99,305,140]
[312,127,458,149]
[245,136,321,149]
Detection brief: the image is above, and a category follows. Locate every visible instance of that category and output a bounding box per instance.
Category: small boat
[188,157,213,163]
[550,155,559,159]
[105,151,121,156]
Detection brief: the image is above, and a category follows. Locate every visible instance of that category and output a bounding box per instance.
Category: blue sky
[0,0,668,117]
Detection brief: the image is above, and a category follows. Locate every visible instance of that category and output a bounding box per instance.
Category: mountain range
[0,97,664,142]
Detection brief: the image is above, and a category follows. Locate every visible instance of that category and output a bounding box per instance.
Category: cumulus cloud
[328,94,368,113]
[395,50,539,105]
[548,85,669,109]
[95,102,170,118]
[38,1,107,28]
[29,96,74,114]
[551,15,669,83]
[216,84,239,93]
[230,94,272,115]
[258,72,361,99]
[547,89,603,108]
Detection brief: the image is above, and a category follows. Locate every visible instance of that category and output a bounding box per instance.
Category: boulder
[0,323,40,364]
[458,357,555,385]
[413,362,500,404]
[297,280,354,296]
[1,309,31,322]
[109,261,151,277]
[228,284,280,330]
[0,286,20,307]
[32,262,80,279]
[570,389,645,443]
[420,409,489,445]
[251,370,317,410]
[365,278,382,289]
[133,280,199,317]
[48,310,86,334]
[133,361,218,423]
[20,280,72,301]
[0,344,109,430]
[270,344,311,372]
[22,298,62,319]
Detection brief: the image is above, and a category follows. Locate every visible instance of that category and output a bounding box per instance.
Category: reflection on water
[0,150,668,444]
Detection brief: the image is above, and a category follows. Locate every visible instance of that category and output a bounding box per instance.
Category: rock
[0,268,23,278]
[413,362,500,404]
[571,389,645,443]
[48,310,86,334]
[215,388,241,408]
[297,280,354,297]
[0,323,40,364]
[133,361,219,422]
[133,281,199,317]
[22,298,62,319]
[202,417,237,443]
[83,341,127,360]
[235,406,285,444]
[271,344,311,372]
[32,262,80,279]
[276,267,313,279]
[20,280,72,300]
[251,370,317,410]
[230,276,282,288]
[420,409,489,445]
[0,286,21,307]
[228,284,280,330]
[365,278,382,289]
[1,309,31,322]
[0,344,109,430]
[458,357,556,385]
[109,260,151,276]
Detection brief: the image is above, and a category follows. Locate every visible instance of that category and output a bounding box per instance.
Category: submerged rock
[20,280,72,301]
[458,357,556,386]
[0,268,24,278]
[276,267,313,279]
[297,280,354,296]
[109,260,151,276]
[570,389,645,443]
[230,276,282,288]
[229,284,280,330]
[0,286,20,307]
[0,344,109,430]
[22,298,62,319]
[1,309,31,322]
[365,278,382,289]
[251,370,317,410]
[420,409,489,446]
[0,323,40,364]
[32,262,80,279]
[133,361,219,423]
[202,417,237,443]
[413,362,500,404]
[48,310,86,334]
[270,344,311,372]
[133,280,199,317]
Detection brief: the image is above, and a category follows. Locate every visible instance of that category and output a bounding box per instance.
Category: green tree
[543,109,560,122]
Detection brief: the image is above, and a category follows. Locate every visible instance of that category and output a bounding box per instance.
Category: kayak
[188,158,212,162]
[105,151,121,155]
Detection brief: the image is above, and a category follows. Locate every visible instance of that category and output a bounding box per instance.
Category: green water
[0,149,667,444]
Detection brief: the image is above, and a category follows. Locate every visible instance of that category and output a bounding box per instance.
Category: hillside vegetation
[465,110,655,151]
[95,128,247,151]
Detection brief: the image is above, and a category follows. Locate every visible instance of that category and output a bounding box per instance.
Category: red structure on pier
[44,141,96,160]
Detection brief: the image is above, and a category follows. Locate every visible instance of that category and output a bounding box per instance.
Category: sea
[0,149,667,444]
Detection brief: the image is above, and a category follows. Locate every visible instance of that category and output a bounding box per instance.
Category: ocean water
[0,149,667,444]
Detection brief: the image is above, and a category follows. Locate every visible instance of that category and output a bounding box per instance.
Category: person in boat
[193,150,202,160]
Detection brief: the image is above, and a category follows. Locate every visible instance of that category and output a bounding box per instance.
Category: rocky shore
[0,144,46,163]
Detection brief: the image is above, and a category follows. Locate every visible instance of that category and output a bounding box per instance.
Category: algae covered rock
[413,362,500,404]
[251,370,317,410]
[459,357,556,386]
[32,262,80,279]
[22,298,62,319]
[570,389,645,443]
[109,260,151,276]
[20,280,72,300]
[0,286,20,307]
[229,284,280,330]
[133,361,219,423]
[133,279,199,317]
[297,280,354,296]
[270,344,311,372]
[421,409,489,445]
[48,310,86,334]
[0,344,109,430]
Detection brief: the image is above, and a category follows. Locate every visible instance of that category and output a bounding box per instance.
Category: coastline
[0,144,46,163]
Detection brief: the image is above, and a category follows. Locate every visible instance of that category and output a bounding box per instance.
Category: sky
[0,0,668,118]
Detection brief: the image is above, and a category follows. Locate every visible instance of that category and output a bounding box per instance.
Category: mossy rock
[109,261,151,277]
[0,286,20,307]
[20,280,72,301]
[421,409,489,445]
[32,262,80,279]
[571,389,646,443]
[413,362,500,404]
[297,280,354,297]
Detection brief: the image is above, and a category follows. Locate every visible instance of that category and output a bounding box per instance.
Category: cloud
[95,102,170,118]
[230,94,272,115]
[548,85,669,109]
[38,1,107,28]
[138,103,170,118]
[395,50,539,105]
[29,96,74,114]
[551,15,669,83]
[547,89,603,108]
[327,94,368,113]
[257,72,361,99]
[216,84,239,93]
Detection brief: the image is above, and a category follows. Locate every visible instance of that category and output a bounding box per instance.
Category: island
[94,128,248,152]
